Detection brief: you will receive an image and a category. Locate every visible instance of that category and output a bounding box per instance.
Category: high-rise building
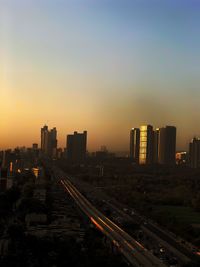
[139,125,154,164]
[163,126,176,165]
[49,127,57,158]
[66,131,87,163]
[41,125,57,158]
[189,138,200,168]
[41,125,49,154]
[157,127,166,164]
[153,128,160,163]
[133,124,176,165]
[156,126,176,165]
[130,128,140,163]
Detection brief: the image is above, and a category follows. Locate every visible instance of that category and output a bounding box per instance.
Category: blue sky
[1,0,200,150]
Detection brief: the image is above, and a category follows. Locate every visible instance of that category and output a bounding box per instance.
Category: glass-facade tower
[139,125,154,164]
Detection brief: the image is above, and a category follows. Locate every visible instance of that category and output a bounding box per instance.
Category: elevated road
[60,178,167,267]
[105,199,193,264]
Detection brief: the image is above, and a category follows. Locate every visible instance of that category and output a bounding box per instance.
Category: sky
[1,0,200,151]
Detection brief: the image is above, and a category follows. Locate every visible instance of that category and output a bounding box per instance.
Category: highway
[60,177,167,267]
[105,199,194,264]
[143,221,195,262]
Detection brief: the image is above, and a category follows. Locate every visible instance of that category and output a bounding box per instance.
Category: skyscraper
[135,124,176,165]
[164,126,176,165]
[153,128,160,164]
[156,126,176,165]
[189,138,200,168]
[41,125,57,158]
[157,127,166,164]
[139,125,154,164]
[41,125,49,154]
[66,131,87,163]
[49,127,57,159]
[130,128,140,163]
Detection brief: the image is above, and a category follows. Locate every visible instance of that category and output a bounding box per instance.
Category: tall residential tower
[139,125,154,164]
[131,125,176,165]
[130,128,140,163]
[189,138,200,168]
[41,125,57,159]
[66,131,87,163]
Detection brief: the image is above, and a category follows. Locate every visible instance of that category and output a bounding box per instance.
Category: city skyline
[1,0,200,150]
[0,123,199,152]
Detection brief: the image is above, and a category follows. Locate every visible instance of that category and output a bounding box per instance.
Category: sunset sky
[1,0,200,151]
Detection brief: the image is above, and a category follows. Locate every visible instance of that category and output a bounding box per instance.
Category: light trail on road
[60,178,167,267]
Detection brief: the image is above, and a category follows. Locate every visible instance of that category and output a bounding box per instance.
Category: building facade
[139,125,154,164]
[189,138,200,168]
[163,126,176,165]
[41,125,57,159]
[41,125,49,155]
[132,125,176,165]
[66,131,87,163]
[130,128,140,163]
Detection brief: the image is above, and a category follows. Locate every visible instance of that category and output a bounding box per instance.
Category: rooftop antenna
[45,120,49,126]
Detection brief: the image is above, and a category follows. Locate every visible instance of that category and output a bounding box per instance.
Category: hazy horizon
[1,0,200,151]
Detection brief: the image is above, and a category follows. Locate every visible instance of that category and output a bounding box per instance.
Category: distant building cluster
[2,123,200,173]
[41,125,87,163]
[130,125,176,165]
